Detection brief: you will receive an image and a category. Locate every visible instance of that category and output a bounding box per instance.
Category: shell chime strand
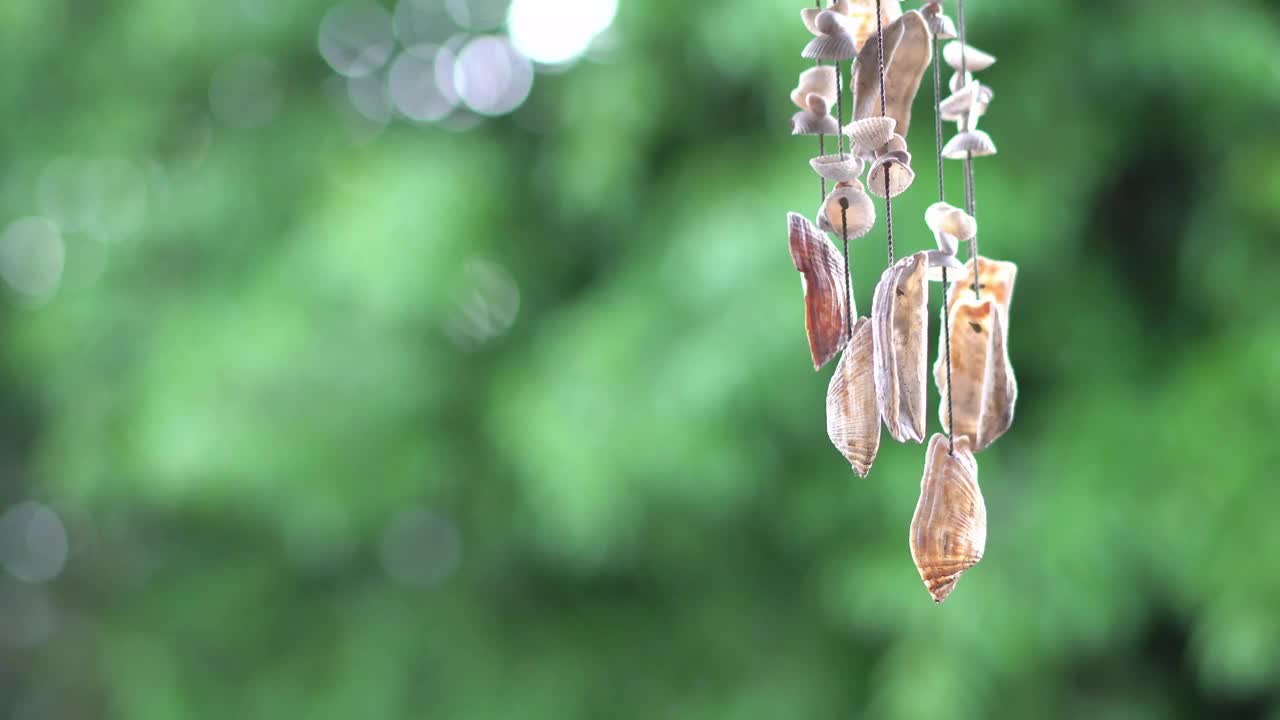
[785,1,1017,603]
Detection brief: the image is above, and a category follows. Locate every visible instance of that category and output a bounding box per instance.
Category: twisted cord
[956,0,980,298]
[875,0,894,266]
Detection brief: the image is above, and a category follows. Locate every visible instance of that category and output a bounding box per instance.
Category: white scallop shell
[867,150,915,198]
[941,129,997,159]
[803,30,860,62]
[791,66,838,112]
[810,153,866,182]
[792,110,840,136]
[943,41,996,72]
[843,116,897,153]
[817,182,876,239]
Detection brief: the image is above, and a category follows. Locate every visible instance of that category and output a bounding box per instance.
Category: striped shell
[871,251,929,443]
[843,116,897,154]
[788,212,851,370]
[910,433,986,603]
[826,317,880,477]
[942,129,997,159]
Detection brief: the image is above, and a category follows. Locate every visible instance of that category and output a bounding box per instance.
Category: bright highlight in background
[508,0,618,65]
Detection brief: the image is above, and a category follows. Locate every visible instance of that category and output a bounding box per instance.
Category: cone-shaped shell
[853,10,932,139]
[933,298,1016,451]
[925,202,977,241]
[817,182,876,238]
[788,212,851,370]
[867,150,915,198]
[943,41,996,72]
[942,129,997,159]
[792,109,840,136]
[810,153,865,182]
[791,66,838,112]
[871,251,928,443]
[827,317,881,477]
[945,256,1017,331]
[843,116,897,153]
[910,434,986,603]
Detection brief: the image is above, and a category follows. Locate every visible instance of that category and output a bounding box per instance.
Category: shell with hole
[867,150,915,199]
[942,129,997,159]
[802,11,860,62]
[791,65,838,112]
[944,256,1017,330]
[943,41,996,72]
[788,213,851,370]
[871,251,929,443]
[817,181,876,238]
[843,116,897,155]
[933,297,1016,451]
[910,433,986,603]
[852,10,932,138]
[920,2,958,39]
[827,317,880,477]
[810,153,866,183]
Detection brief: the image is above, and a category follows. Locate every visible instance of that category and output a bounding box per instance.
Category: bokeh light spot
[508,0,617,65]
[446,258,520,349]
[0,218,65,299]
[379,509,462,588]
[454,36,533,116]
[394,0,457,47]
[0,502,69,584]
[319,1,396,78]
[445,0,509,30]
[347,70,394,125]
[388,45,458,122]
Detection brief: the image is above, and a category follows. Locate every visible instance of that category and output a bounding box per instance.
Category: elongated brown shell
[933,297,1017,451]
[871,251,928,443]
[789,212,851,370]
[853,10,932,139]
[945,256,1017,325]
[910,433,986,603]
[826,317,880,477]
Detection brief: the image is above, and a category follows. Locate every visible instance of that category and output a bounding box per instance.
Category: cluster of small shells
[786,1,1018,604]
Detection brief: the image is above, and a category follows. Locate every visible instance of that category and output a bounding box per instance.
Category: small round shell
[943,41,996,72]
[792,110,840,136]
[877,132,908,156]
[920,2,958,39]
[809,153,866,182]
[791,65,838,112]
[942,129,997,159]
[925,202,977,241]
[802,30,859,62]
[867,151,915,198]
[843,116,897,153]
[817,182,876,238]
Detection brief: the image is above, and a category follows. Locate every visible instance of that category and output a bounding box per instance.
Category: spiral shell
[933,297,1017,451]
[910,433,986,603]
[871,251,929,443]
[788,212,851,370]
[826,317,881,477]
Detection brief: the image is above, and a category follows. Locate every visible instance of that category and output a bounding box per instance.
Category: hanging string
[840,201,853,338]
[875,0,894,266]
[816,0,826,202]
[932,9,955,454]
[956,0,980,298]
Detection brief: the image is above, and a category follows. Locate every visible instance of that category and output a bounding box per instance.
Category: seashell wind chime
[786,0,1016,603]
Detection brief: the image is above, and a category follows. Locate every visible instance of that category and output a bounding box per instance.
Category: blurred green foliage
[1,0,1279,718]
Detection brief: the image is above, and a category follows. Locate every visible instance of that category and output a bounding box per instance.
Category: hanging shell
[943,41,996,72]
[942,129,997,159]
[843,116,897,154]
[945,256,1017,324]
[867,150,915,198]
[925,201,976,241]
[933,297,1016,450]
[802,12,860,62]
[800,0,853,36]
[910,433,986,603]
[920,2,957,39]
[791,65,838,112]
[817,181,876,237]
[949,71,972,94]
[938,81,990,121]
[788,212,851,370]
[810,153,866,182]
[852,10,932,139]
[816,0,903,51]
[826,317,880,477]
[871,251,928,443]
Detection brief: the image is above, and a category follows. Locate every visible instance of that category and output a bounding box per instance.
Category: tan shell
[933,297,1016,451]
[817,182,876,238]
[852,10,932,139]
[826,317,880,477]
[871,251,928,443]
[867,150,915,198]
[836,0,904,51]
[791,66,838,112]
[792,109,840,136]
[942,129,997,159]
[843,116,897,154]
[945,256,1017,324]
[925,202,976,241]
[789,212,851,370]
[810,153,866,182]
[943,41,996,72]
[910,433,986,603]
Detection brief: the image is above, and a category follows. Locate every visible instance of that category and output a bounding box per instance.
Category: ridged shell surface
[909,433,986,603]
[826,317,880,477]
[789,212,851,370]
[871,252,928,443]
